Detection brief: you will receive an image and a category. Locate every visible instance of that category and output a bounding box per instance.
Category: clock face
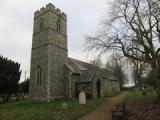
[56,34,62,47]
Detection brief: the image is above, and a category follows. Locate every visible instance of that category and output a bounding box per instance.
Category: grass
[104,91,123,98]
[123,90,143,102]
[123,88,156,103]
[0,98,104,120]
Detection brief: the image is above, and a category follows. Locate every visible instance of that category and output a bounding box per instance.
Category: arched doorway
[96,79,101,98]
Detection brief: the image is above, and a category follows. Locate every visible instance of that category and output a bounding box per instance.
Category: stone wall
[101,79,120,97]
[29,3,68,101]
[49,46,68,99]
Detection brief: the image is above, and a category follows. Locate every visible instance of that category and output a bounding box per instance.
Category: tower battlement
[34,3,67,20]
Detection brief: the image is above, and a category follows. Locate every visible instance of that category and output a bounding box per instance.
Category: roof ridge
[68,57,94,66]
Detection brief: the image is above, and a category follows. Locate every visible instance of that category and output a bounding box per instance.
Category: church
[29,3,120,101]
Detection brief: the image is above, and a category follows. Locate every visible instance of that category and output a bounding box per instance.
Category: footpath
[79,92,128,120]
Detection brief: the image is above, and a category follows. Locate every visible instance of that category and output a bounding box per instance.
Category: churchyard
[0,0,159,119]
[0,87,159,120]
[0,89,154,120]
[0,97,104,120]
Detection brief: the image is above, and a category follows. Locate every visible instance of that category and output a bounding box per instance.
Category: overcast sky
[0,0,110,81]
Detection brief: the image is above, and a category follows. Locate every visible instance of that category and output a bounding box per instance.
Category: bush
[0,55,21,102]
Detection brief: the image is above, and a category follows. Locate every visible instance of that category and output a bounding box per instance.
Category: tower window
[36,65,42,86]
[39,18,44,31]
[57,19,61,33]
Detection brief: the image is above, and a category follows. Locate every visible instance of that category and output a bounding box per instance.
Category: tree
[86,0,160,100]
[105,52,125,89]
[133,61,145,87]
[0,56,21,102]
[132,59,151,89]
[89,57,102,68]
[145,69,157,88]
[19,78,29,94]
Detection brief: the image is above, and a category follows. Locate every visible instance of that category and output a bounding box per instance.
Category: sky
[0,0,110,81]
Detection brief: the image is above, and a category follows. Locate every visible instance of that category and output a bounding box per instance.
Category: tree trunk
[156,66,160,103]
[152,59,160,103]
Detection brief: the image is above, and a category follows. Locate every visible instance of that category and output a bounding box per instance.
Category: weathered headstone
[79,92,86,104]
[62,102,68,110]
[62,102,68,109]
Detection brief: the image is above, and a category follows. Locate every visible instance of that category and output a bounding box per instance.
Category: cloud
[0,0,109,81]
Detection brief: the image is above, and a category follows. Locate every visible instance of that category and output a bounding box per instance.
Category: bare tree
[105,52,125,89]
[86,0,160,100]
[89,57,102,68]
[132,59,149,88]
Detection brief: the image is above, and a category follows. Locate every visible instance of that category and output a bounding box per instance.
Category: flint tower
[29,3,68,100]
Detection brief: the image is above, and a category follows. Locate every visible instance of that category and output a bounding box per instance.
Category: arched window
[39,18,44,31]
[35,65,41,86]
[57,19,61,33]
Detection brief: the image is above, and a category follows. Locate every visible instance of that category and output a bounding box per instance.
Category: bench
[112,103,126,120]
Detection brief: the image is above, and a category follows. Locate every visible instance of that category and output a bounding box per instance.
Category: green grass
[123,89,156,103]
[0,98,104,120]
[104,91,122,98]
[123,90,143,102]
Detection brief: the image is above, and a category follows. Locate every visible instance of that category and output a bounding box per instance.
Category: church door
[96,79,101,98]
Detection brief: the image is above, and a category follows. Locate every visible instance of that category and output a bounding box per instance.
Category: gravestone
[62,102,68,110]
[79,92,86,104]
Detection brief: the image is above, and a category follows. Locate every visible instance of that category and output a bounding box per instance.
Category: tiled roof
[68,58,118,82]
[68,58,95,74]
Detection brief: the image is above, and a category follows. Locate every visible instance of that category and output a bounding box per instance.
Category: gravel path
[79,92,128,120]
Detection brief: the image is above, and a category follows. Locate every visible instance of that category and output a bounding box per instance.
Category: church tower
[29,3,68,101]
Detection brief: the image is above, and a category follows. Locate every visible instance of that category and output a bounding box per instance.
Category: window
[36,65,41,86]
[56,34,61,47]
[39,18,44,31]
[57,19,61,33]
[81,83,87,92]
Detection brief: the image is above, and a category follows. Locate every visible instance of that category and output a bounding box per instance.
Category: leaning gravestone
[79,92,86,104]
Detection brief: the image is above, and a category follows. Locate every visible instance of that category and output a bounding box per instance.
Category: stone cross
[79,92,86,104]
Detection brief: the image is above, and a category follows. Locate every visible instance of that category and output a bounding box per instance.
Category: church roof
[68,58,97,83]
[68,58,96,74]
[68,58,118,82]
[79,70,96,82]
